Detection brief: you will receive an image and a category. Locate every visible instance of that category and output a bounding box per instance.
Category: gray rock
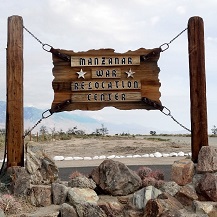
[193,200,217,215]
[7,166,31,196]
[23,205,60,217]
[144,186,162,207]
[68,176,96,189]
[25,142,59,184]
[179,208,209,217]
[91,159,142,196]
[132,188,145,209]
[160,181,181,196]
[0,208,5,217]
[196,173,217,201]
[68,187,99,206]
[60,203,78,217]
[52,183,68,205]
[29,185,52,207]
[197,146,217,173]
[76,203,107,217]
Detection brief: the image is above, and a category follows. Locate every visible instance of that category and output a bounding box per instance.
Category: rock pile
[0,144,216,216]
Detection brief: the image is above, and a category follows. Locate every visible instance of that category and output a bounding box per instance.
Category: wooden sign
[51,48,161,111]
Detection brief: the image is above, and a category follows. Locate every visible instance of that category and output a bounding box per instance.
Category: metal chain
[23,26,52,52]
[161,107,191,132]
[23,100,71,138]
[23,109,52,138]
[142,97,191,132]
[160,27,188,52]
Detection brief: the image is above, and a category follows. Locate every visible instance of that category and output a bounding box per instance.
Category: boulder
[29,185,52,207]
[91,159,142,196]
[160,181,181,196]
[25,142,59,184]
[75,203,107,217]
[196,173,217,201]
[68,187,99,206]
[68,176,96,189]
[193,201,217,216]
[0,208,5,217]
[197,146,217,173]
[7,166,31,196]
[22,205,60,217]
[175,184,198,206]
[51,183,68,205]
[60,203,78,217]
[171,159,195,186]
[98,200,123,217]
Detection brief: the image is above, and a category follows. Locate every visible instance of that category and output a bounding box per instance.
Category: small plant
[136,166,152,179]
[0,194,22,215]
[148,170,164,181]
[150,131,156,135]
[136,167,165,189]
[211,125,217,135]
[69,171,85,179]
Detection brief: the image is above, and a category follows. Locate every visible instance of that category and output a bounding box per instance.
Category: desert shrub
[69,171,85,179]
[136,166,152,179]
[142,177,156,187]
[0,194,22,215]
[148,170,164,180]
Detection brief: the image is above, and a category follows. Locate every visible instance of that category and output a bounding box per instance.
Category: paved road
[58,164,172,181]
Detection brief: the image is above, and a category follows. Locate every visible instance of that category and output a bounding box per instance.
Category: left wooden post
[6,16,24,167]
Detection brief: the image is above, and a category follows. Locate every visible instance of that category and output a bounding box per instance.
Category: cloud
[176,6,186,15]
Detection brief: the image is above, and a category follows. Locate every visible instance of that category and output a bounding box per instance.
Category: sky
[0,0,217,134]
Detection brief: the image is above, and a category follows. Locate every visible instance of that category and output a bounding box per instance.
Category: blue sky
[0,0,217,133]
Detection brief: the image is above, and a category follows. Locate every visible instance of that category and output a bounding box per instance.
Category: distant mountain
[0,101,162,134]
[0,101,100,133]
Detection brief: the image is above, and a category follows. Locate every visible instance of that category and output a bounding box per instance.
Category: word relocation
[71,80,141,91]
[71,56,140,67]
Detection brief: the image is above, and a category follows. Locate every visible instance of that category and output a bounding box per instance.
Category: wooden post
[6,16,24,167]
[188,16,208,163]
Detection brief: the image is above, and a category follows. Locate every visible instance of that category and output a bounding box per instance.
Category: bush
[0,194,22,215]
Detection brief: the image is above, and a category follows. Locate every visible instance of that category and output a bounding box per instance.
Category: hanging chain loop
[160,27,188,52]
[23,26,52,52]
[142,97,191,132]
[23,100,71,138]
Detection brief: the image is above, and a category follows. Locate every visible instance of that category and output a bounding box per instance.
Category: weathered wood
[52,48,161,111]
[6,16,24,167]
[188,16,208,163]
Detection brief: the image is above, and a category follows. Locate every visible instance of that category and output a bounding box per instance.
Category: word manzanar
[71,56,140,67]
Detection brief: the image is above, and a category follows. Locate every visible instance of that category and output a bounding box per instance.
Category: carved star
[76,69,86,79]
[125,68,135,78]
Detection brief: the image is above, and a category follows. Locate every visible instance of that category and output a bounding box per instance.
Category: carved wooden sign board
[51,48,161,111]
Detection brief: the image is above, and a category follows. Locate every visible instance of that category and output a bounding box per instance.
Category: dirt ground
[1,135,216,161]
[33,135,193,159]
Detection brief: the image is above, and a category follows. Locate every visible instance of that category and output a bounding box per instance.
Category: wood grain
[6,16,24,167]
[51,48,161,111]
[188,16,208,162]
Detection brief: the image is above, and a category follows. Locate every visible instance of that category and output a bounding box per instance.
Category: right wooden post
[188,16,208,163]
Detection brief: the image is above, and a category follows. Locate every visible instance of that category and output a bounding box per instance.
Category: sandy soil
[35,135,193,159]
[1,135,216,161]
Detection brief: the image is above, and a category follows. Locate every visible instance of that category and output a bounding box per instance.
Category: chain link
[161,107,191,132]
[142,97,191,133]
[160,27,188,52]
[23,109,52,138]
[23,26,52,52]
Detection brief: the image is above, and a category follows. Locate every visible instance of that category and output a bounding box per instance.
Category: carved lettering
[71,92,141,102]
[71,56,140,67]
[92,68,121,78]
[71,80,141,91]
